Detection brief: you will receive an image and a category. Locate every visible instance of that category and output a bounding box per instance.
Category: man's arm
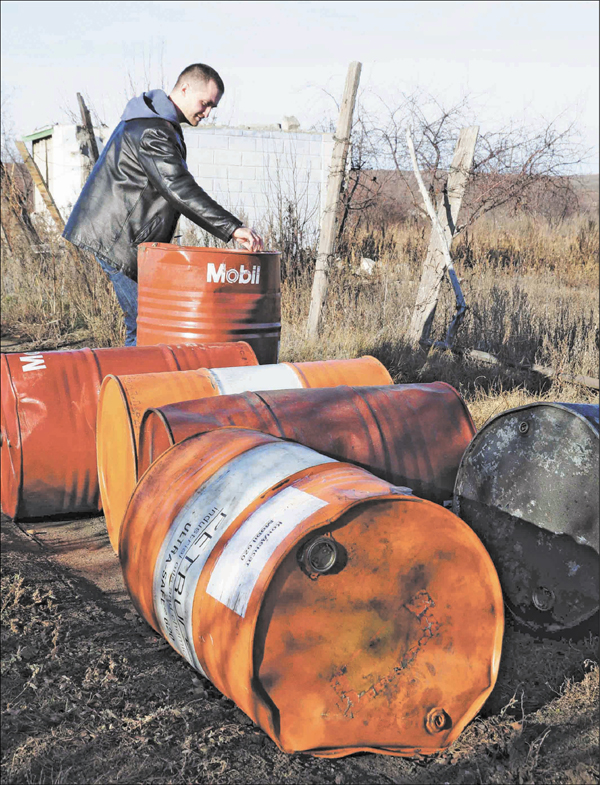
[137,124,243,242]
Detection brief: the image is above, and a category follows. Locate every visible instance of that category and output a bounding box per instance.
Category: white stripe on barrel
[152,441,335,674]
[207,363,303,394]
[206,486,328,617]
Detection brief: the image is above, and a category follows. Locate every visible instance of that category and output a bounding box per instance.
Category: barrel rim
[454,399,600,505]
[0,353,23,519]
[476,400,598,437]
[423,380,476,434]
[137,407,177,480]
[138,242,281,257]
[96,373,138,550]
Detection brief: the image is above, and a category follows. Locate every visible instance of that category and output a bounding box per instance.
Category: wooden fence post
[407,126,479,345]
[306,61,362,340]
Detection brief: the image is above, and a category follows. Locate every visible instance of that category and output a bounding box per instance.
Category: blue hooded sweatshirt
[120,89,182,125]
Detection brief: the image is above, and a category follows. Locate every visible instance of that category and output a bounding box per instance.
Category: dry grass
[1,217,124,348]
[279,214,599,420]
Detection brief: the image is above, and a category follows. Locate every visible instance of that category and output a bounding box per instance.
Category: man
[63,63,263,345]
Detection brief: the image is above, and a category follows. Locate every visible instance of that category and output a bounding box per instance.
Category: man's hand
[232,226,264,253]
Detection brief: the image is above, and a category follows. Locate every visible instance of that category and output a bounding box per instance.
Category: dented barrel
[120,428,504,758]
[138,382,475,503]
[97,357,392,550]
[453,402,599,633]
[0,342,257,520]
[136,243,281,365]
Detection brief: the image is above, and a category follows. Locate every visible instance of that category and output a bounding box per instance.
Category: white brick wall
[181,126,336,237]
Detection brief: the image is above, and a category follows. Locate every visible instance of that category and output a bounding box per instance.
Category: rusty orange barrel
[97,356,392,550]
[136,243,281,365]
[0,342,256,520]
[120,428,504,758]
[138,382,475,504]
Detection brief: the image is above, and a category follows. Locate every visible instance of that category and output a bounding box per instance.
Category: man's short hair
[174,64,225,93]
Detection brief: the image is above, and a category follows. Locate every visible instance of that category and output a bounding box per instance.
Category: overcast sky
[1,0,598,171]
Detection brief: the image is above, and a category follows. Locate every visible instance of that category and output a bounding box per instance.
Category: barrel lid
[0,354,23,519]
[212,491,504,755]
[454,401,599,632]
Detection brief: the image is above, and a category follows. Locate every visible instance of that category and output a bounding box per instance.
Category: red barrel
[138,382,476,505]
[0,342,257,519]
[120,428,504,757]
[136,243,281,365]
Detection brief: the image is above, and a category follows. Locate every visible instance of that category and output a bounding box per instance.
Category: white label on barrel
[208,363,302,395]
[207,487,328,618]
[152,441,335,674]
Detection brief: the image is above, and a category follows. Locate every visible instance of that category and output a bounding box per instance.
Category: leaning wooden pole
[77,92,100,166]
[407,126,479,346]
[406,128,467,348]
[16,140,94,296]
[15,140,65,232]
[306,61,362,340]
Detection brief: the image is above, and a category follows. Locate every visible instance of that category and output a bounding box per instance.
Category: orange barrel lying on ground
[0,342,257,520]
[138,382,475,504]
[136,243,281,365]
[97,356,392,550]
[120,428,504,758]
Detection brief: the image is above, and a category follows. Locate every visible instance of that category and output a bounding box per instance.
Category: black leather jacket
[63,115,243,281]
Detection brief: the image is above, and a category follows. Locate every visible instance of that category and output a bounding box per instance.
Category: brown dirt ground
[1,512,598,785]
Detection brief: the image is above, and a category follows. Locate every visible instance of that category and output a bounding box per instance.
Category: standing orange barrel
[0,342,256,520]
[120,428,504,758]
[136,243,281,365]
[97,357,392,550]
[138,382,475,504]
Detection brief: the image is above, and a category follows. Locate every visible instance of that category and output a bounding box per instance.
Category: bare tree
[340,89,587,231]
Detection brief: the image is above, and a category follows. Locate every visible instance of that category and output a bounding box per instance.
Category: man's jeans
[96,256,138,346]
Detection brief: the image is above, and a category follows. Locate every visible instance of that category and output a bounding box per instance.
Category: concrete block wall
[181,126,335,237]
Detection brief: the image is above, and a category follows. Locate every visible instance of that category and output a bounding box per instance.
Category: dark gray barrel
[453,402,599,634]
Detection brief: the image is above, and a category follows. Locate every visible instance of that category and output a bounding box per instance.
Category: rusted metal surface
[136,243,281,365]
[0,342,257,520]
[453,402,599,633]
[138,382,475,505]
[96,357,392,550]
[120,428,503,758]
